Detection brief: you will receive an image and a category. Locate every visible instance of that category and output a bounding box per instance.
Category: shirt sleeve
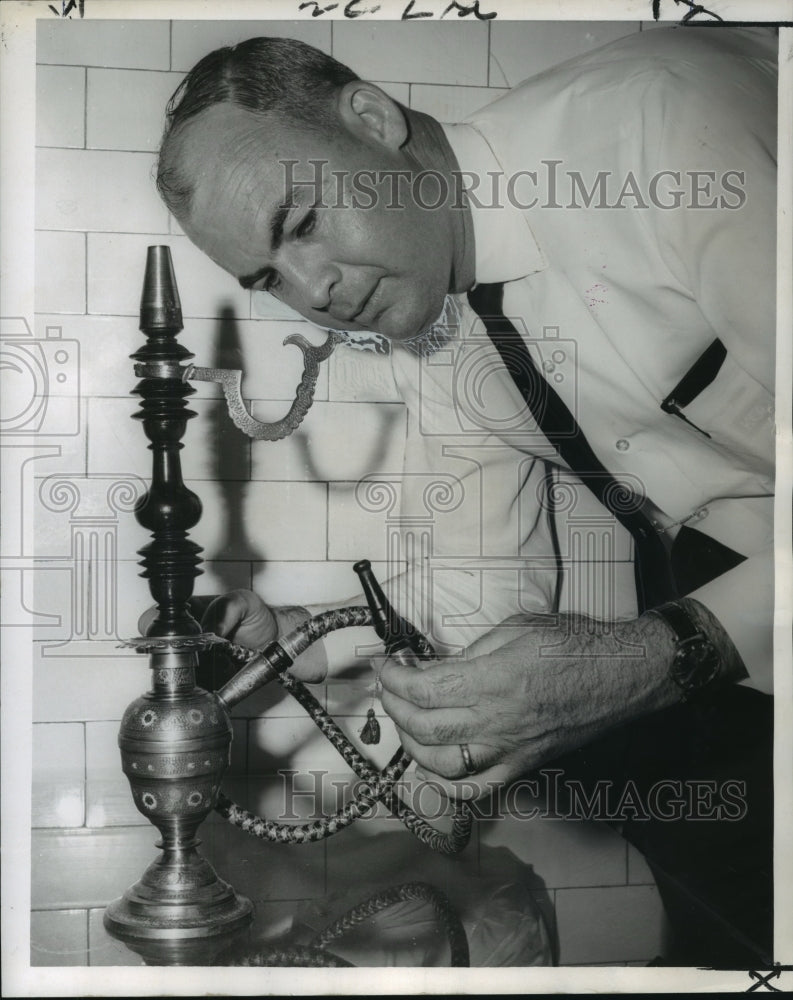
[690,549,774,695]
[650,35,777,688]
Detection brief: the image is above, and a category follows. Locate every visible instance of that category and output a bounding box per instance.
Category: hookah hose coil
[213,606,473,855]
[224,880,470,967]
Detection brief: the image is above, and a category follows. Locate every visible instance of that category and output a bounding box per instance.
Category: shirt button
[616,438,630,451]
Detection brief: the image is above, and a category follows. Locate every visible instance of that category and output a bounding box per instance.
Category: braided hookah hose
[213,605,473,855]
[225,881,469,967]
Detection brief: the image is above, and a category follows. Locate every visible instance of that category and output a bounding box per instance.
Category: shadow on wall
[203,304,264,589]
[291,404,404,487]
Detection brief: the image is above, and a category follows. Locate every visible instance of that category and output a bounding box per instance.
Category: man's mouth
[345,279,383,327]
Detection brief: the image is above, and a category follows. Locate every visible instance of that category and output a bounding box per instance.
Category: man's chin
[376,304,439,344]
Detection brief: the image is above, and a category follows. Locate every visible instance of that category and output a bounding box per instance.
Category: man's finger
[413,759,518,803]
[396,726,499,780]
[201,596,243,637]
[381,688,479,745]
[380,657,484,709]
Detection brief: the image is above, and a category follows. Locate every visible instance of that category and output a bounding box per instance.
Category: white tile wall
[86,69,184,152]
[37,19,171,70]
[33,647,144,724]
[36,65,86,148]
[35,231,86,314]
[182,479,329,562]
[332,22,490,86]
[371,82,411,106]
[33,722,85,779]
[86,234,249,318]
[31,18,665,966]
[36,149,167,233]
[250,400,406,483]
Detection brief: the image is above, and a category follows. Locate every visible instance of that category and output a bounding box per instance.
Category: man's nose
[280,247,340,313]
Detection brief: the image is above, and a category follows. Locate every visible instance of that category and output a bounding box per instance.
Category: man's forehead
[180,105,277,191]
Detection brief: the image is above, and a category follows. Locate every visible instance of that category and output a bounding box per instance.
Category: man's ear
[336,81,408,149]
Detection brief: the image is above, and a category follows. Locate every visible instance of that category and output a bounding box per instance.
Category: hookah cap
[140,245,183,330]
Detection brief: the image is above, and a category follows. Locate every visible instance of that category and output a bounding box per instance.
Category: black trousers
[550,685,773,968]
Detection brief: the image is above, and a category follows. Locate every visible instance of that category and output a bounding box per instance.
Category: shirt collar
[441,121,546,285]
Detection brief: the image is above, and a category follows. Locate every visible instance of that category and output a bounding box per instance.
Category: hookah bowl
[104,647,252,955]
[103,246,252,956]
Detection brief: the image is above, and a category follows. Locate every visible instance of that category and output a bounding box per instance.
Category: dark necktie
[467,283,744,613]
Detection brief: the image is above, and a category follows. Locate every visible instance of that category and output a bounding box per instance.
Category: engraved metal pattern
[183,330,342,441]
[119,692,228,740]
[123,749,228,779]
[117,632,225,652]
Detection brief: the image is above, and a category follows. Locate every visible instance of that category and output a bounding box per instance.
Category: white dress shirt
[386,27,776,692]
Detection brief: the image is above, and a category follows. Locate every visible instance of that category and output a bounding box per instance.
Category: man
[155,28,776,965]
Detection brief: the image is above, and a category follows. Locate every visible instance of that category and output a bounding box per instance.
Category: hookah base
[104,849,254,957]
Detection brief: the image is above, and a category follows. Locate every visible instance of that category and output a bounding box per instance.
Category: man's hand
[139,590,330,683]
[201,589,278,649]
[380,612,686,801]
[202,590,328,683]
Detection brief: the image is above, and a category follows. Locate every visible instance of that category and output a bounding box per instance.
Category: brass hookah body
[104,246,468,955]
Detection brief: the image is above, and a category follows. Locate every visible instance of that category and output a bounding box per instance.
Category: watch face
[672,637,721,692]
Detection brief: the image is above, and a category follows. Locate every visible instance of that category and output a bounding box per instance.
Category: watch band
[649,600,722,700]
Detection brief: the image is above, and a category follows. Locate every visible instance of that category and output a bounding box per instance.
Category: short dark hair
[156,37,359,219]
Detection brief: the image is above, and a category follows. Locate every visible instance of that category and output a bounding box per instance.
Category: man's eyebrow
[238,190,294,289]
[238,263,272,291]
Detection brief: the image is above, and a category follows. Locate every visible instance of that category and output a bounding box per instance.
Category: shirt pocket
[661,344,774,464]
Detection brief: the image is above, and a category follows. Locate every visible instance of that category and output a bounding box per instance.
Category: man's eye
[295,209,317,239]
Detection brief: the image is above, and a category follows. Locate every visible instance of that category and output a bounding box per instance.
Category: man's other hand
[202,592,329,683]
[202,589,278,649]
[379,613,682,801]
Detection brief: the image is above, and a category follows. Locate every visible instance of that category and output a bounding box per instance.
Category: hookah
[103,246,473,964]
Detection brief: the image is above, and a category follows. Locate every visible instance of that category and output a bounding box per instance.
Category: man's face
[178,104,455,341]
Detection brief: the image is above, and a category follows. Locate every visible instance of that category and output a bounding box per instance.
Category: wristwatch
[649,600,722,700]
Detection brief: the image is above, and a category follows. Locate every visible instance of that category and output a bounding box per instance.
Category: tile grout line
[325,481,330,562]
